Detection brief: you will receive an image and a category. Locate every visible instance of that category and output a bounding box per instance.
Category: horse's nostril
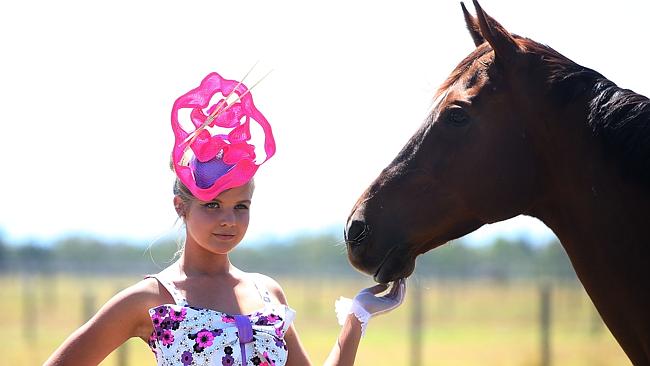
[346,220,371,245]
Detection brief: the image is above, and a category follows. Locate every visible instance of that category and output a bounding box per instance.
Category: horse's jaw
[348,217,483,283]
[371,246,416,283]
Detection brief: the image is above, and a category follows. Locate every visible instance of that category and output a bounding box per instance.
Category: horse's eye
[444,108,470,126]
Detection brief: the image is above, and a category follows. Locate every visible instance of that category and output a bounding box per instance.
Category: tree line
[0,231,576,281]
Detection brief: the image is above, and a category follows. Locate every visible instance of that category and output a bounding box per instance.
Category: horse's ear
[461,2,484,47]
[472,0,519,63]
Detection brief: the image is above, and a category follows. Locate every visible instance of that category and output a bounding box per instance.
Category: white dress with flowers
[146,272,295,366]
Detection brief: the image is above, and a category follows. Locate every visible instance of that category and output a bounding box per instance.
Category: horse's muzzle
[345,220,371,246]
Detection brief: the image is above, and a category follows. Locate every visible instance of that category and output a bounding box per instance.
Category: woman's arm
[44,279,158,366]
[322,281,406,366]
[261,273,405,366]
[282,315,362,366]
[323,314,363,365]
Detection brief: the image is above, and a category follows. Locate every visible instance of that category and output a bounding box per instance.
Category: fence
[6,274,628,366]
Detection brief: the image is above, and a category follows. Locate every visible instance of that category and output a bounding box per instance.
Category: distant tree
[482,238,537,281]
[535,240,577,280]
[0,232,7,272]
[16,242,52,273]
[0,229,580,281]
[416,241,479,279]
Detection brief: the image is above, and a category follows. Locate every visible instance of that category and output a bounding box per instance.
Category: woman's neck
[178,243,235,278]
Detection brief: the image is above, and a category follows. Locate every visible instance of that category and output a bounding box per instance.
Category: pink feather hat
[170,72,276,201]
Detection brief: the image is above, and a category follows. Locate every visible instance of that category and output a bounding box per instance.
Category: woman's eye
[204,202,220,209]
[444,108,470,126]
[235,204,249,210]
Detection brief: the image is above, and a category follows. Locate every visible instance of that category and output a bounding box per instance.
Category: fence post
[304,278,322,316]
[590,305,603,336]
[410,279,423,366]
[540,282,552,366]
[82,288,96,324]
[116,341,129,366]
[43,271,58,311]
[22,275,36,343]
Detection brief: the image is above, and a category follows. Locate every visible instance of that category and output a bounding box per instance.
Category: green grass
[2,275,630,365]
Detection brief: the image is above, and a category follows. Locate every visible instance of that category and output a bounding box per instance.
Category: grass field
[2,274,630,365]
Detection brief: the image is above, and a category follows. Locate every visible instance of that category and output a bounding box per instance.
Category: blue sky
[1,0,647,246]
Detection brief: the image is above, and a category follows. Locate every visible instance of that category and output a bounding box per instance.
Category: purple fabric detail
[190,155,235,189]
[234,315,253,363]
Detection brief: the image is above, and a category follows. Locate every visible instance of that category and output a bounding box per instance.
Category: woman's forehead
[213,181,254,202]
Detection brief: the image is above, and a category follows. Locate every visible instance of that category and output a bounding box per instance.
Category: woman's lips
[213,233,236,240]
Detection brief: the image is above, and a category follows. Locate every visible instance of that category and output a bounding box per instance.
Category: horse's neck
[533,107,650,280]
[530,111,650,363]
[537,169,649,277]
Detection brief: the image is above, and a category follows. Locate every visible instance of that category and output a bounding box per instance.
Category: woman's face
[179,181,254,255]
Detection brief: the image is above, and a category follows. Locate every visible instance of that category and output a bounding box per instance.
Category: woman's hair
[172,177,255,209]
[173,178,195,206]
[170,157,256,210]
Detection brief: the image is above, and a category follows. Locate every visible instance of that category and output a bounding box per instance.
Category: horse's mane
[439,37,650,183]
[521,39,650,184]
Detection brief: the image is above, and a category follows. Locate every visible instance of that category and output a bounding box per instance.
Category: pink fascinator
[171,72,275,201]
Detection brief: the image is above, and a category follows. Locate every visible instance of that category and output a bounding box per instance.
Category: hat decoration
[171,72,275,201]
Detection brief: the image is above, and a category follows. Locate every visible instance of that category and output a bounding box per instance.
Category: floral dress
[146,272,295,366]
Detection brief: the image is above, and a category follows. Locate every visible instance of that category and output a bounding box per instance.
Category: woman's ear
[173,196,186,217]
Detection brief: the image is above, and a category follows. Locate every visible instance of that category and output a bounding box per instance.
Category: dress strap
[252,276,273,305]
[145,273,188,306]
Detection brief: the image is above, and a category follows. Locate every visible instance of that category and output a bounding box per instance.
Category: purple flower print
[161,330,175,347]
[181,350,193,366]
[274,325,283,338]
[221,354,235,365]
[170,308,187,321]
[154,306,169,318]
[188,328,218,353]
[148,333,157,349]
[151,316,163,330]
[255,316,268,325]
[193,343,205,353]
[274,336,286,349]
[221,315,235,323]
[266,314,280,323]
[222,345,235,364]
[160,318,173,330]
[261,351,276,366]
[196,329,215,348]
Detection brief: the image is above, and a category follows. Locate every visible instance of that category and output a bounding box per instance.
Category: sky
[1,0,648,246]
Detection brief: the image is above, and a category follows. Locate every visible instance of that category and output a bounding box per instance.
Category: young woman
[44,72,406,366]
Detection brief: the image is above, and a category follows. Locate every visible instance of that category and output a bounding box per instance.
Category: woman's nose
[219,209,236,226]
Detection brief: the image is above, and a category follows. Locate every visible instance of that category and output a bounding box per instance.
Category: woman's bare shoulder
[104,277,175,339]
[250,272,289,305]
[118,276,174,310]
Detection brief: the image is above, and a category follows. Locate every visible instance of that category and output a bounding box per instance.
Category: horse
[344,1,650,364]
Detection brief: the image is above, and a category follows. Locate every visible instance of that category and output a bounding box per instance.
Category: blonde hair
[172,177,255,208]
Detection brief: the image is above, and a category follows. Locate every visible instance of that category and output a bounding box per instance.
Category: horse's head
[346,1,557,283]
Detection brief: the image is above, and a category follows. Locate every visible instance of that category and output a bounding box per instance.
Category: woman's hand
[335,279,407,335]
[352,278,407,317]
[325,279,407,366]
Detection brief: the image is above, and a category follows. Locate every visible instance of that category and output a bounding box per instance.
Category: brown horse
[344,1,650,364]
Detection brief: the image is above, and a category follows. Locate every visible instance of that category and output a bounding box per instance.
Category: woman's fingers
[384,279,406,305]
[362,283,389,295]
